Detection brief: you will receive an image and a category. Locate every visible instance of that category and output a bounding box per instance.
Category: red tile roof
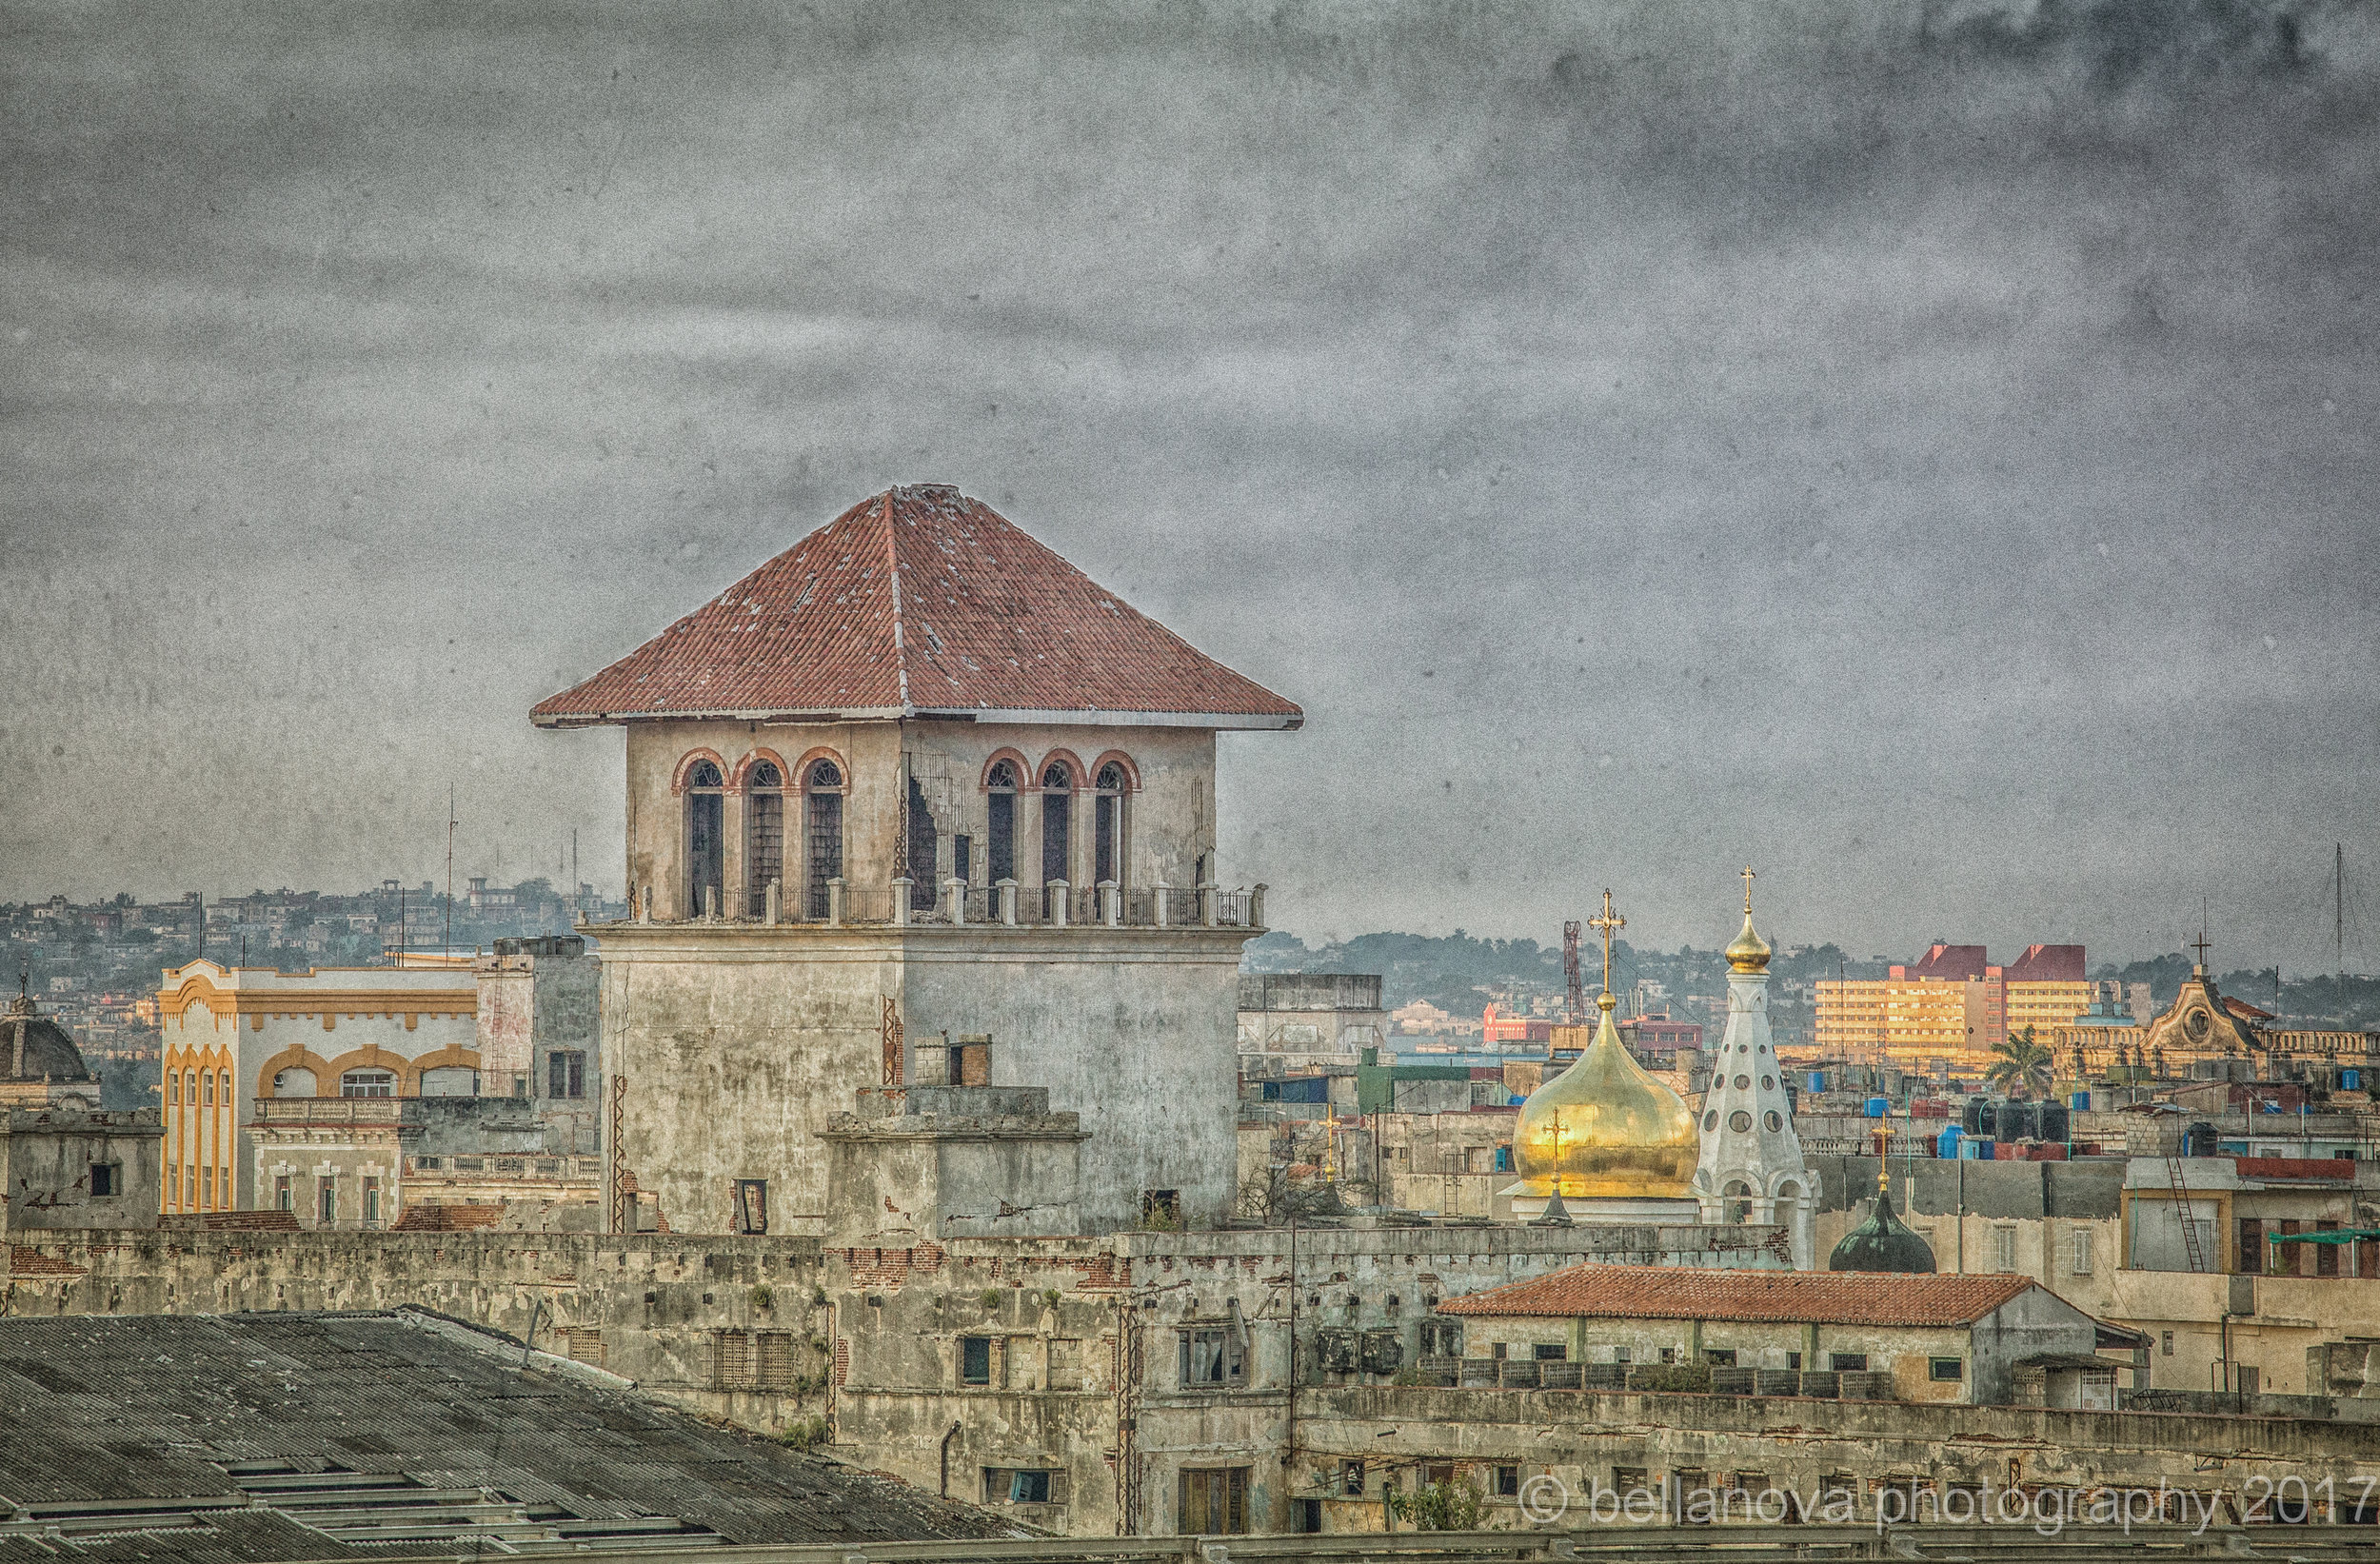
[532,485,1301,730]
[1438,1264,2038,1327]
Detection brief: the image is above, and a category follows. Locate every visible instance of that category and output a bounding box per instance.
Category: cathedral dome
[1827,1186,1937,1274]
[2,987,93,1083]
[1512,1000,1698,1199]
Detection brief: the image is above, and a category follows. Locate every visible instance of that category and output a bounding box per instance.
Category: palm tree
[1986,1025,2056,1098]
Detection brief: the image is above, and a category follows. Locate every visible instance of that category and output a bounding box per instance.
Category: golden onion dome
[1725,910,1773,974]
[1511,996,1698,1198]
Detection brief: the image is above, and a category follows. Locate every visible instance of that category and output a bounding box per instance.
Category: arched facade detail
[1086,749,1142,792]
[1034,749,1086,790]
[254,1044,338,1101]
[400,1043,484,1095]
[321,1044,414,1093]
[730,747,793,793]
[979,748,1034,790]
[790,745,851,787]
[669,748,731,795]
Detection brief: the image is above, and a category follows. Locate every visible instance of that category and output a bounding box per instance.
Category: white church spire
[1694,868,1816,1268]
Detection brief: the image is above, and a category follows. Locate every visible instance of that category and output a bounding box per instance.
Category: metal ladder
[2168,1153,2209,1272]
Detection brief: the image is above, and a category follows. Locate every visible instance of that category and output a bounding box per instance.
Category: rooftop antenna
[395,884,405,969]
[444,783,457,960]
[2339,842,2347,980]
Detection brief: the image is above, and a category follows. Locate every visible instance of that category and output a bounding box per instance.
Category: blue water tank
[1936,1125,1965,1159]
[1808,1071,1828,1092]
[2345,1069,2363,1090]
[1864,1097,1890,1119]
[2071,1091,2091,1111]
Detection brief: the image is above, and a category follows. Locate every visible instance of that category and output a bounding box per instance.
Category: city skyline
[7,3,2378,968]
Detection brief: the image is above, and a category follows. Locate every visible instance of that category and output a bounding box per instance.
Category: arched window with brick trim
[986,761,1019,883]
[684,758,724,918]
[803,758,844,919]
[1095,761,1128,887]
[1041,762,1074,886]
[744,760,784,918]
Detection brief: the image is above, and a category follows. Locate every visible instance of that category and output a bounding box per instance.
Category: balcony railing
[249,1098,405,1127]
[611,878,1265,932]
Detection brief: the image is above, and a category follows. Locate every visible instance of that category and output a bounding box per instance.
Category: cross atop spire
[1586,890,1625,1013]
[1741,865,1755,915]
[2189,932,2211,971]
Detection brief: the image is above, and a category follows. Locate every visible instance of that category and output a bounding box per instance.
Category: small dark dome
[1828,1186,1937,1274]
[3,990,95,1082]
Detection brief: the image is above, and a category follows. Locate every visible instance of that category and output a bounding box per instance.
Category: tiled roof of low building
[532,485,1301,729]
[1438,1263,2036,1326]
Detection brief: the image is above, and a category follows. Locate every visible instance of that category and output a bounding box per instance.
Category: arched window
[803,759,844,920]
[905,776,938,911]
[1041,763,1074,884]
[1722,1178,1755,1225]
[744,761,784,919]
[218,1069,231,1107]
[168,1070,179,1106]
[684,759,724,918]
[202,1072,214,1107]
[986,761,1019,883]
[341,1069,395,1099]
[1094,762,1127,886]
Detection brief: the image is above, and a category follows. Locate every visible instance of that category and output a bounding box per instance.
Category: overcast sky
[5,1,2377,969]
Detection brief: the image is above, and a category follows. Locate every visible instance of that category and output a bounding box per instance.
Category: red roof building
[2005,944,2086,983]
[534,485,1300,730]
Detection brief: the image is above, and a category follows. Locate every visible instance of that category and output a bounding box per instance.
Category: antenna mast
[444,784,457,960]
[2339,842,2346,980]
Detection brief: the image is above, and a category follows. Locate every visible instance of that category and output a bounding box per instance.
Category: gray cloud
[4,0,2377,969]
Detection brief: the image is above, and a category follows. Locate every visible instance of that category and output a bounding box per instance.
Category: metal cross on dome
[1586,889,1625,1000]
[2189,931,2212,969]
[1741,864,1755,913]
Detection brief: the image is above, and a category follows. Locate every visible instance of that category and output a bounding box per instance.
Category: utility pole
[2339,842,2347,980]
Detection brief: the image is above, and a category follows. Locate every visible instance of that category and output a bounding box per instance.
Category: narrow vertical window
[1094,762,1127,886]
[1041,763,1073,885]
[986,762,1018,882]
[744,761,784,918]
[684,759,724,917]
[906,775,938,910]
[954,834,973,884]
[803,759,844,919]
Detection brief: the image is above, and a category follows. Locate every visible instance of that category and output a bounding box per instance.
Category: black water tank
[2037,1102,2070,1143]
[1999,1101,2037,1142]
[1962,1096,1986,1135]
[1975,1100,1998,1138]
[2184,1119,2218,1158]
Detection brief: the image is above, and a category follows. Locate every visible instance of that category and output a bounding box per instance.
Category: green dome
[1827,1187,1937,1274]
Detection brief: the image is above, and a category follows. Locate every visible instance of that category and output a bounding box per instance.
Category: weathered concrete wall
[1971,1287,2109,1406]
[11,1221,2378,1538]
[1292,1383,2380,1534]
[599,921,1251,1236]
[2,1109,163,1231]
[823,1095,1087,1244]
[902,928,1246,1232]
